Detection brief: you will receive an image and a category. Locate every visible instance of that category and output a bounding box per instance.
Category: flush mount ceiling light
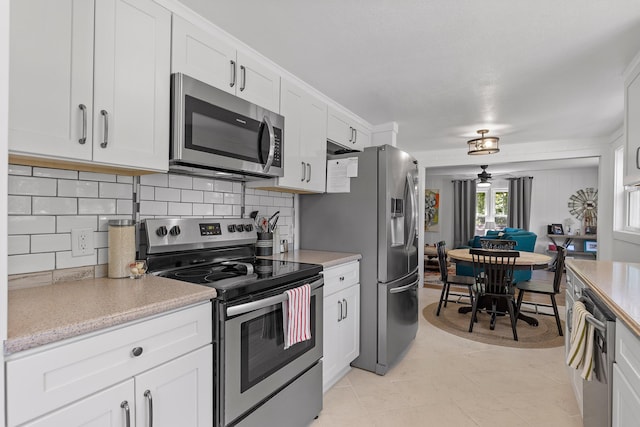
[467,129,500,155]
[477,165,492,188]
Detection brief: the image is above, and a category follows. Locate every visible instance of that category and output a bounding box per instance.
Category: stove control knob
[245,224,253,232]
[236,224,244,232]
[156,226,168,237]
[170,225,181,236]
[227,224,236,232]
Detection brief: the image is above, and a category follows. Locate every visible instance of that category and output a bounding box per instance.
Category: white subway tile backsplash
[58,180,99,197]
[8,164,32,176]
[233,182,243,193]
[78,198,116,215]
[193,177,214,191]
[169,174,193,189]
[213,204,233,216]
[95,231,108,248]
[98,248,108,265]
[9,176,57,196]
[117,199,133,215]
[182,189,204,203]
[8,253,55,275]
[56,251,97,269]
[140,173,168,187]
[233,205,242,216]
[140,200,168,216]
[245,194,260,205]
[32,197,78,215]
[117,175,133,184]
[99,182,133,199]
[9,216,56,235]
[33,167,78,179]
[8,195,31,215]
[204,192,224,204]
[193,204,214,216]
[223,193,242,205]
[57,216,97,232]
[155,187,181,201]
[259,196,274,206]
[8,235,30,255]
[79,171,117,182]
[140,185,155,200]
[168,202,193,216]
[214,180,234,192]
[31,234,71,253]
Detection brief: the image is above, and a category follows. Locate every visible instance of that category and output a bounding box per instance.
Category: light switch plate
[71,228,95,257]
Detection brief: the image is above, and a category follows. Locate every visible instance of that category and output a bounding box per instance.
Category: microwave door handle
[261,115,276,173]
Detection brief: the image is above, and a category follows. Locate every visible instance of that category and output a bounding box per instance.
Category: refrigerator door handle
[404,171,418,252]
[382,267,419,287]
[389,277,420,294]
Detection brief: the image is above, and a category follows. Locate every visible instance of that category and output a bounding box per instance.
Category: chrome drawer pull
[121,401,131,427]
[131,346,143,357]
[144,390,153,427]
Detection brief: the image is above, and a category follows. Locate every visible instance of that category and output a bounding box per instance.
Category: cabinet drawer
[616,321,640,395]
[324,261,359,296]
[7,302,212,426]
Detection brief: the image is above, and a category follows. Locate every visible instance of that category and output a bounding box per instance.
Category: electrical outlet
[72,228,95,257]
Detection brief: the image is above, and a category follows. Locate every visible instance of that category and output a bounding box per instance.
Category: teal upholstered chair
[456,228,537,284]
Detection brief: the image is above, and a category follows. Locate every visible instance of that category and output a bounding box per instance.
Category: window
[614,145,640,234]
[476,187,509,232]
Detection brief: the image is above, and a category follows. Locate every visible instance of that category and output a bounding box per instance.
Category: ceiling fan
[477,165,492,188]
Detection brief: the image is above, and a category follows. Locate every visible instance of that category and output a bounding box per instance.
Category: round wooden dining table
[446,248,552,326]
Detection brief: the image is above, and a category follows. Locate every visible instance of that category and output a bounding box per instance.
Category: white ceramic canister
[108,219,136,278]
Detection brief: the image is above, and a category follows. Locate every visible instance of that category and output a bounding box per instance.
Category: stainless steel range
[139,218,324,427]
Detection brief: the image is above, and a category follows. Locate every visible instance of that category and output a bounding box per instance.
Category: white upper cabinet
[171,15,280,112]
[9,0,171,173]
[327,106,370,151]
[255,78,327,193]
[625,59,640,186]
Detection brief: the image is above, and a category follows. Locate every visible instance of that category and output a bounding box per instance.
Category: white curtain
[453,180,476,248]
[508,177,534,230]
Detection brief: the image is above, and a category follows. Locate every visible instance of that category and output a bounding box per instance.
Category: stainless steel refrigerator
[299,145,419,375]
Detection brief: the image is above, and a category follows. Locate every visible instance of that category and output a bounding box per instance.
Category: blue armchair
[456,228,538,283]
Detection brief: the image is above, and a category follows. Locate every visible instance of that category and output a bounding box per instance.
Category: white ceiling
[181,0,640,156]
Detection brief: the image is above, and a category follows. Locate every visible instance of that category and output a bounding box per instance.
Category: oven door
[171,73,283,177]
[222,276,323,426]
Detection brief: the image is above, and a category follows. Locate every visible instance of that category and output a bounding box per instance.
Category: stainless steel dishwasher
[577,288,616,427]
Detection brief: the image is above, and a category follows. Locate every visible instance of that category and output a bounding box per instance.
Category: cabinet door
[327,107,353,148]
[171,15,236,94]
[93,0,170,171]
[300,93,328,192]
[352,123,371,151]
[625,71,640,185]
[236,50,281,112]
[21,380,134,427]
[9,0,94,161]
[338,283,360,369]
[613,363,640,427]
[322,292,343,391]
[135,346,213,427]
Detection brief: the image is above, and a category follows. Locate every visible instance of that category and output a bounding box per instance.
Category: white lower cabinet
[6,303,213,427]
[613,321,640,426]
[322,261,360,392]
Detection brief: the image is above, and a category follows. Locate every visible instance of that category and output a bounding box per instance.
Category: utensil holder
[256,232,273,256]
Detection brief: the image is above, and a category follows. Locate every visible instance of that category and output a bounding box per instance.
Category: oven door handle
[226,277,323,317]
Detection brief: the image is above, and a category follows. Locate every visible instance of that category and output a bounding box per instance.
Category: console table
[547,234,597,269]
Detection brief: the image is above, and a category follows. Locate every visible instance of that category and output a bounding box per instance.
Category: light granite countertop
[6,276,216,355]
[258,249,361,268]
[567,259,640,336]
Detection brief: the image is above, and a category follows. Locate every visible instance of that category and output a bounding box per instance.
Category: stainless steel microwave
[170,73,284,180]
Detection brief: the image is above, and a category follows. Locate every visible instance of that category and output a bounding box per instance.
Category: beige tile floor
[311,280,582,427]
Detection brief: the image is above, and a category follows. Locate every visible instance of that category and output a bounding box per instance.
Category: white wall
[424,165,599,254]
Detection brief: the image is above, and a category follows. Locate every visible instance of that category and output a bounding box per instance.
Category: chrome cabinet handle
[78,104,87,144]
[348,126,353,142]
[338,300,343,322]
[301,161,306,181]
[144,390,153,427]
[230,60,236,87]
[100,110,109,148]
[306,163,311,182]
[121,401,131,427]
[353,128,357,144]
[636,146,640,169]
[240,65,246,91]
[343,298,348,319]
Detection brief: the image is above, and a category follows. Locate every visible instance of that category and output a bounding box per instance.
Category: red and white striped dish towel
[282,284,312,349]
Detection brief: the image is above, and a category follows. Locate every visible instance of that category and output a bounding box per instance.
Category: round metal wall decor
[568,187,598,231]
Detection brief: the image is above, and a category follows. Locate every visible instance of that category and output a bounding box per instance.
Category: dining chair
[469,248,520,340]
[436,241,475,316]
[479,238,517,250]
[515,246,566,336]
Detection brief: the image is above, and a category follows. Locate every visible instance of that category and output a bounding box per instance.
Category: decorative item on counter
[129,260,147,279]
[108,219,136,278]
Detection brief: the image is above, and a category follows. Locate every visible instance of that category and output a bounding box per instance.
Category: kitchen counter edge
[258,249,361,268]
[5,275,216,355]
[566,259,640,336]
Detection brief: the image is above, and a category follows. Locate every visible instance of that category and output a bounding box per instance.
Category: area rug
[423,302,565,349]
